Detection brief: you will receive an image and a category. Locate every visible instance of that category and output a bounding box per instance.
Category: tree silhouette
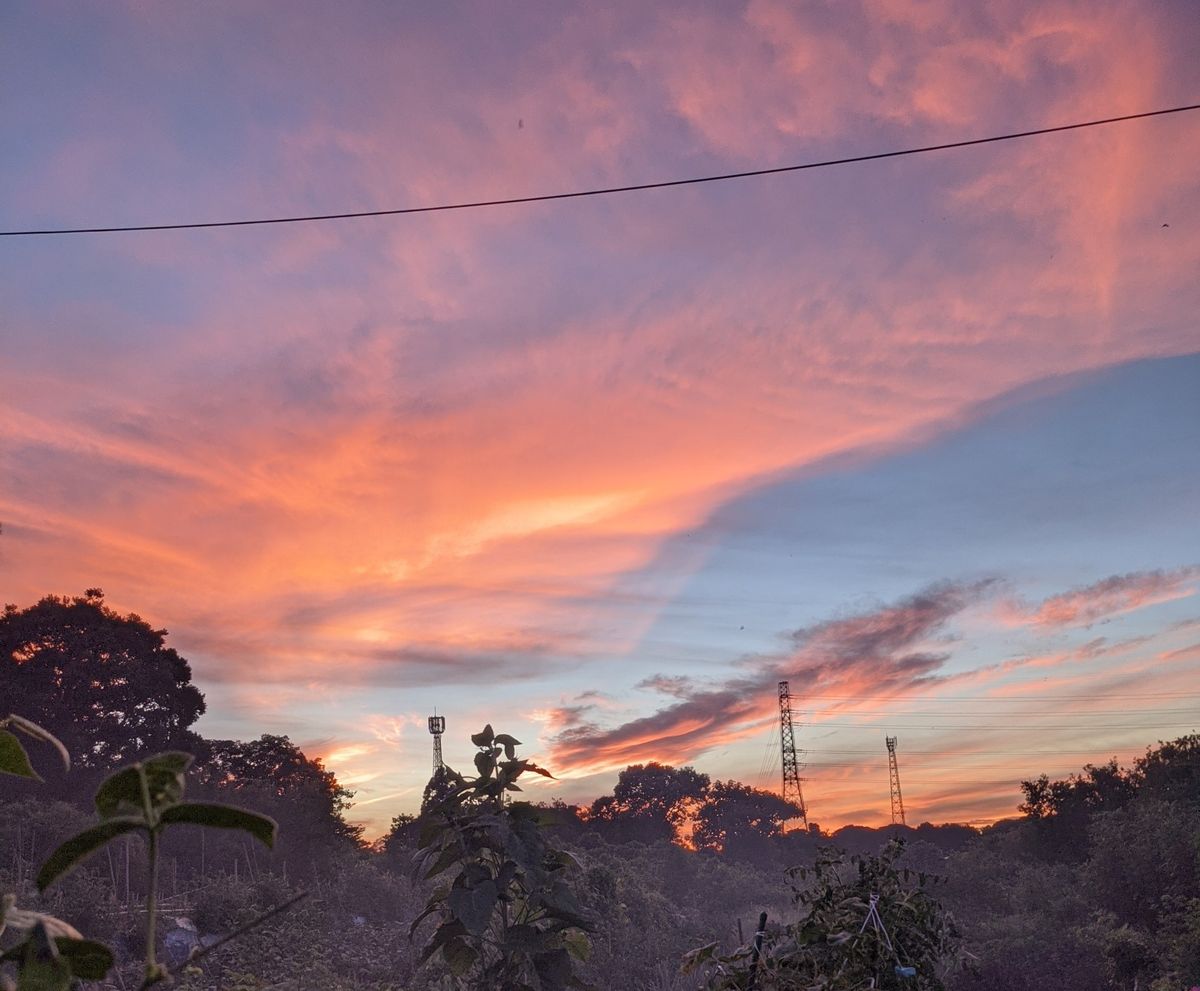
[1133,733,1200,806]
[588,762,709,843]
[692,780,801,860]
[0,591,204,795]
[194,734,362,862]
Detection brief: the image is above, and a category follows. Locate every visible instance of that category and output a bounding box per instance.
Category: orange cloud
[548,581,992,776]
[3,0,1199,836]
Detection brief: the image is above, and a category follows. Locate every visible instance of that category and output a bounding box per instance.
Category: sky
[2,0,1199,838]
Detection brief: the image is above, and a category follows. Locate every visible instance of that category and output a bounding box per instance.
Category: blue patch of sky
[624,353,1200,676]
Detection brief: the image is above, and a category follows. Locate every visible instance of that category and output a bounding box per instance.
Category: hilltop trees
[0,592,362,869]
[1133,733,1200,805]
[0,590,205,794]
[1018,736,1200,862]
[692,780,801,860]
[946,735,1200,990]
[587,762,709,843]
[193,734,362,865]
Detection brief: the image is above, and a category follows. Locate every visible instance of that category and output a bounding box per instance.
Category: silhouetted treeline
[3,591,1197,989]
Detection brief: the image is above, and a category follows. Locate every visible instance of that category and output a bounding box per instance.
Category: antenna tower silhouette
[886,735,906,826]
[428,714,446,773]
[778,681,809,829]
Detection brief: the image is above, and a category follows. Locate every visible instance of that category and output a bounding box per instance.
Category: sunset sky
[2,1,1199,837]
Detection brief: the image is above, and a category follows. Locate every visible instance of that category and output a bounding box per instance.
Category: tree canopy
[0,590,204,791]
[692,780,802,859]
[194,734,362,859]
[587,762,709,843]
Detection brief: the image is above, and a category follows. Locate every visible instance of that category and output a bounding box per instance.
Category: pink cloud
[1011,567,1200,628]
[3,1,1199,834]
[548,581,992,776]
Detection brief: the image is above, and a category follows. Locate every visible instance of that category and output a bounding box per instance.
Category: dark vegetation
[2,591,1198,989]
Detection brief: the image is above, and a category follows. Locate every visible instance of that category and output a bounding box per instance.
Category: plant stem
[144,827,160,978]
[137,764,163,989]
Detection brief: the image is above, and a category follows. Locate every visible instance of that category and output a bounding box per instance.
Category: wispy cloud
[549,580,995,775]
[1008,567,1200,629]
[3,0,1198,836]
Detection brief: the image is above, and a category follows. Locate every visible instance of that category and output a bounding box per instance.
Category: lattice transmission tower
[886,735,906,826]
[428,714,446,773]
[778,681,809,829]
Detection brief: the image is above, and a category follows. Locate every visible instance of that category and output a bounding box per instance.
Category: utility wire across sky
[3,102,1198,237]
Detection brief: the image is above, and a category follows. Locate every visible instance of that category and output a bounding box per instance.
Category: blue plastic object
[894,965,917,978]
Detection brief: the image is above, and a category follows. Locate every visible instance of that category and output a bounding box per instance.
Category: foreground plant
[684,841,963,990]
[413,724,593,990]
[1,716,280,991]
[0,715,111,990]
[0,714,70,783]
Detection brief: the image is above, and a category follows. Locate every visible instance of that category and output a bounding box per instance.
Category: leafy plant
[0,893,115,991]
[683,841,963,990]
[0,717,111,991]
[0,714,70,782]
[1,719,281,991]
[1,592,205,781]
[413,724,593,990]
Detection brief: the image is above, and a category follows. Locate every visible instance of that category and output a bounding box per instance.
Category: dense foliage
[684,841,963,989]
[0,592,204,792]
[413,725,591,990]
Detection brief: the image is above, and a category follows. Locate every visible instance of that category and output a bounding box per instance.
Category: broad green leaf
[552,849,583,871]
[447,879,497,935]
[495,733,521,760]
[500,923,540,950]
[36,817,143,891]
[474,751,495,780]
[496,860,519,889]
[563,929,592,962]
[17,923,70,991]
[443,937,478,977]
[418,920,467,965]
[0,730,39,781]
[94,752,192,820]
[423,846,460,880]
[158,802,276,848]
[16,955,71,991]
[141,751,192,800]
[532,948,573,991]
[92,767,143,820]
[6,716,70,772]
[408,902,441,938]
[470,724,495,747]
[523,761,556,780]
[52,939,113,980]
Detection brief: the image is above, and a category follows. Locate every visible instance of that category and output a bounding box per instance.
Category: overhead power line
[804,706,1199,719]
[3,102,1198,237]
[803,746,1190,756]
[816,720,1197,731]
[781,690,1200,703]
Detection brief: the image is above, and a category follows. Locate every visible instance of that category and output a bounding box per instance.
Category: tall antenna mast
[886,735,906,826]
[428,713,446,773]
[778,681,809,829]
